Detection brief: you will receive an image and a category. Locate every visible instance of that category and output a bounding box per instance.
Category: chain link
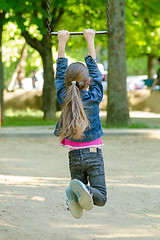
[106,0,110,33]
[47,0,51,34]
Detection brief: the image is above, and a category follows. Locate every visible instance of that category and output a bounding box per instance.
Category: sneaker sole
[66,188,83,219]
[70,179,93,211]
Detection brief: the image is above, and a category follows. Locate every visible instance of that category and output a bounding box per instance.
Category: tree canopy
[126,0,160,58]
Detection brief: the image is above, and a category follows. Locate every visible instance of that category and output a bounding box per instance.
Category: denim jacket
[54,55,104,142]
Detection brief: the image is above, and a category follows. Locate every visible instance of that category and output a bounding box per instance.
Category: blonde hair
[58,62,90,140]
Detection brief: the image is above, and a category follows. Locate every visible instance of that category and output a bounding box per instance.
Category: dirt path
[0,134,160,240]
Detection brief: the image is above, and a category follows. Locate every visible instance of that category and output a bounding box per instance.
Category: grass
[101,120,151,129]
[2,109,58,127]
[1,108,160,128]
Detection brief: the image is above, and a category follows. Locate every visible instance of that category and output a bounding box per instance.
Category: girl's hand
[83,29,95,43]
[57,30,69,58]
[58,30,70,45]
[83,29,96,59]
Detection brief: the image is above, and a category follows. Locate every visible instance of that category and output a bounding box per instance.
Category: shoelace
[66,199,69,211]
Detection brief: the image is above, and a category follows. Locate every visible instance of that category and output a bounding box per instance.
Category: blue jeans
[68,148,107,206]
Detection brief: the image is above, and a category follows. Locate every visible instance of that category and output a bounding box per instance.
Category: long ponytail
[58,62,90,140]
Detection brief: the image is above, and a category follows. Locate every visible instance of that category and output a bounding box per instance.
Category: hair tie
[71,81,76,85]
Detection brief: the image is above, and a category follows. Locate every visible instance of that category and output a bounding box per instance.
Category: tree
[1,0,109,118]
[107,0,130,127]
[8,43,27,91]
[126,0,160,78]
[0,0,67,120]
[15,0,65,120]
[1,0,108,120]
[0,10,5,122]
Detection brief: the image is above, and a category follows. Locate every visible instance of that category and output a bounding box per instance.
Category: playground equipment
[46,0,110,35]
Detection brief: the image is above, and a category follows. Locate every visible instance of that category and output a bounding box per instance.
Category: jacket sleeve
[85,55,103,103]
[55,58,68,105]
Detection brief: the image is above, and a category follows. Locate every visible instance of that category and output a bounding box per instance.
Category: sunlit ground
[0,133,160,239]
[0,173,160,239]
[100,111,160,128]
[100,111,160,118]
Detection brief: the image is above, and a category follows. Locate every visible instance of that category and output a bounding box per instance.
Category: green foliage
[1,0,109,84]
[2,22,42,84]
[1,0,160,81]
[126,0,160,58]
[25,44,42,77]
[127,56,147,75]
[57,0,108,49]
[53,0,108,63]
[2,22,25,83]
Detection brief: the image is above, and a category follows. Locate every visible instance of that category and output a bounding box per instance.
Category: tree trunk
[22,32,56,120]
[147,54,156,79]
[106,0,130,127]
[0,11,5,122]
[40,35,56,120]
[8,43,27,91]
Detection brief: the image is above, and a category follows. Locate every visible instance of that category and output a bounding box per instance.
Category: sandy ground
[0,132,160,240]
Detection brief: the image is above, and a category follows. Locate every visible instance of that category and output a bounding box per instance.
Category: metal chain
[106,0,110,33]
[46,0,51,34]
[46,0,110,35]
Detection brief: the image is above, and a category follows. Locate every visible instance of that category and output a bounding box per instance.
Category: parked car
[97,63,108,91]
[126,75,148,91]
[21,63,151,93]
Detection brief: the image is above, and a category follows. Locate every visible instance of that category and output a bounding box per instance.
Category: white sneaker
[66,186,83,219]
[70,179,93,211]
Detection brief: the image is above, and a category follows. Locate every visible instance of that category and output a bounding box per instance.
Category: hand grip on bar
[49,31,109,35]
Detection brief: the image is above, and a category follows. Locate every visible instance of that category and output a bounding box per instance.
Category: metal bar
[46,0,110,35]
[49,31,109,36]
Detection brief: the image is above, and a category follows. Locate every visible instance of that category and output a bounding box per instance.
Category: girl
[54,29,107,219]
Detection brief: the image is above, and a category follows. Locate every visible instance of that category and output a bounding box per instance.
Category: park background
[0,0,160,128]
[0,1,160,240]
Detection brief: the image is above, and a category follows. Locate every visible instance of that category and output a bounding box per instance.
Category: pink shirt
[60,138,103,150]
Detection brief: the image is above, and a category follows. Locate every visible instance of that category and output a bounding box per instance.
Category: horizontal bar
[49,31,109,36]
